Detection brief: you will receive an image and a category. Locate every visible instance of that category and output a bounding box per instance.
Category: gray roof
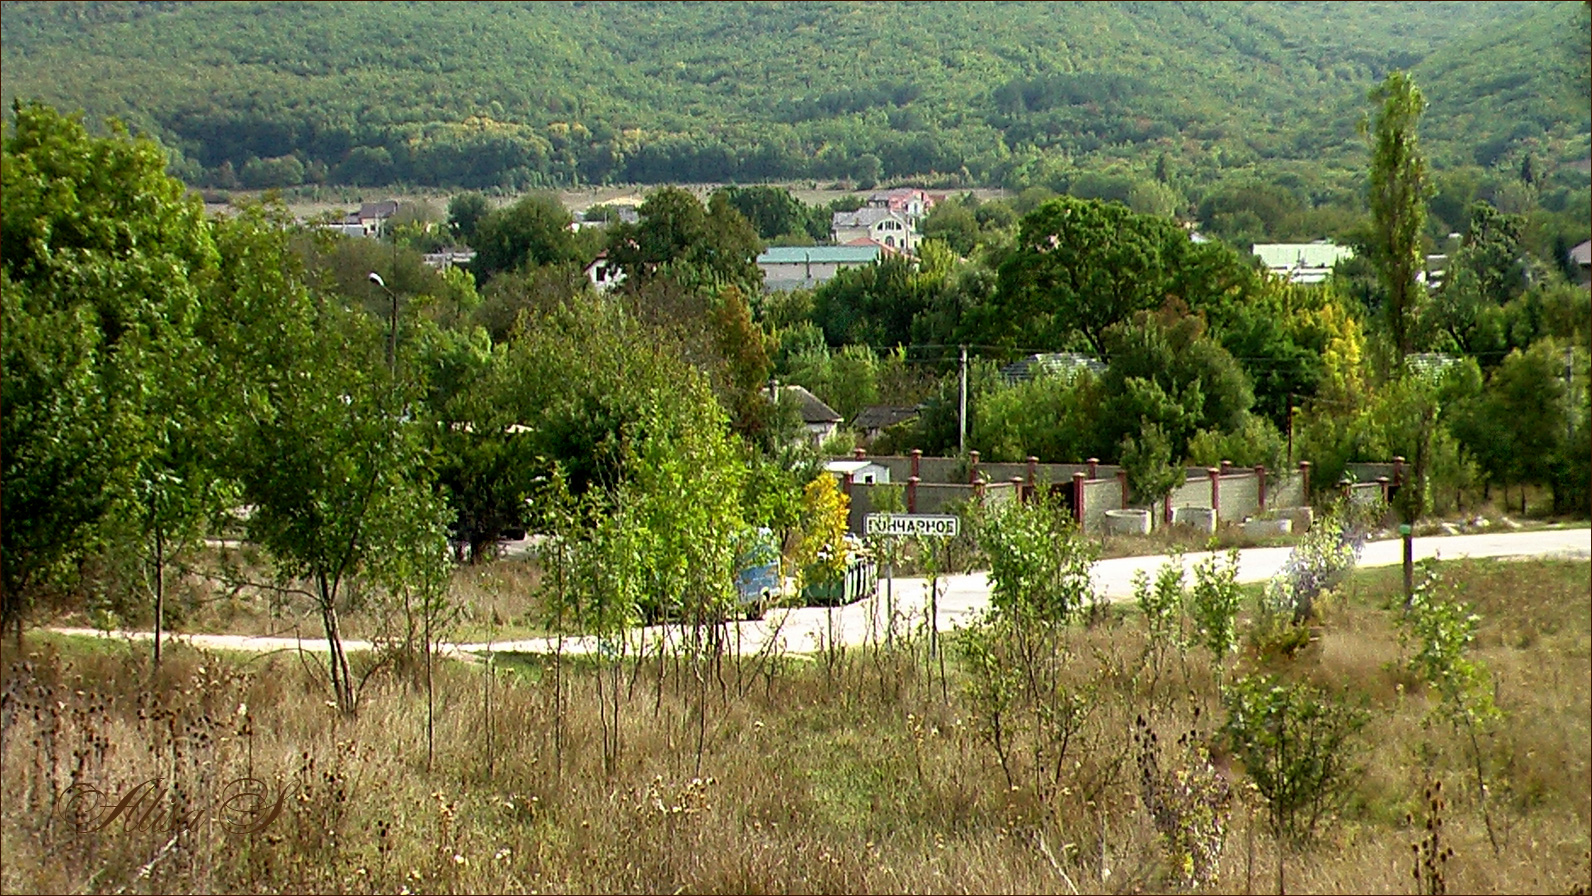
[1408,353,1460,378]
[852,404,921,431]
[831,207,908,229]
[358,200,400,220]
[1570,239,1591,266]
[782,385,842,424]
[1000,353,1106,384]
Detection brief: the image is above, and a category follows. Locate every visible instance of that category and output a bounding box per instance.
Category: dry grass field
[3,556,1587,895]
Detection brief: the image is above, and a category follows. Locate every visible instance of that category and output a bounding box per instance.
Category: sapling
[1396,558,1502,854]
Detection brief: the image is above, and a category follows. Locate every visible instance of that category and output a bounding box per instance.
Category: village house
[831,207,919,254]
[1251,240,1356,284]
[756,243,898,291]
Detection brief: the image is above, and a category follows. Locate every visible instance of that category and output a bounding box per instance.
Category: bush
[1222,672,1370,843]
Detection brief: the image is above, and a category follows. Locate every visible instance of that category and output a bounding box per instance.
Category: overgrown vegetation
[3,554,1585,894]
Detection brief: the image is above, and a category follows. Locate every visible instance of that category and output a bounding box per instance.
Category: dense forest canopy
[1,1,1587,195]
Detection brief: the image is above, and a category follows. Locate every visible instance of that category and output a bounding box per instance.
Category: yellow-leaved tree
[793,474,851,591]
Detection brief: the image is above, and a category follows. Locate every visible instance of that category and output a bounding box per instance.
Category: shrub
[1221,672,1370,843]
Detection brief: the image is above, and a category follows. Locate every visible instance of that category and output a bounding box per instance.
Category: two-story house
[831,207,918,254]
[865,187,941,226]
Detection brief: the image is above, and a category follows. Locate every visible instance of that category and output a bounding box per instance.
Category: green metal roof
[757,246,881,265]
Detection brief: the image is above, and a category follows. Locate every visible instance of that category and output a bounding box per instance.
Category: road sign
[865,513,960,538]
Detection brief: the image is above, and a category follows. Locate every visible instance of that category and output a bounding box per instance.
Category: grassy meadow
[2,556,1587,894]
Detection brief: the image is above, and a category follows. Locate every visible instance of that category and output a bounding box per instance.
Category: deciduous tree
[1363,70,1431,372]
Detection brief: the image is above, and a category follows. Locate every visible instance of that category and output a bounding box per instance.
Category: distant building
[824,458,892,486]
[852,404,922,444]
[831,207,918,253]
[1570,239,1591,286]
[1251,240,1356,284]
[571,204,641,232]
[584,250,625,292]
[756,244,885,291]
[422,249,478,271]
[999,352,1106,385]
[320,199,400,239]
[1408,352,1461,379]
[865,187,942,225]
[779,384,843,449]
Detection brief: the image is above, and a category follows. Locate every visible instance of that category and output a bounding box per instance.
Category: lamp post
[369,272,398,375]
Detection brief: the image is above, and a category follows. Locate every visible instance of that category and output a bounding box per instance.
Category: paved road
[56,528,1591,661]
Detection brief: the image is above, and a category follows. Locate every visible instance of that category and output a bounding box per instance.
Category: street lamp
[369,272,398,375]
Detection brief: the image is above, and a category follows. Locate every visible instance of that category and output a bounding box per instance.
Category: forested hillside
[2,1,1586,194]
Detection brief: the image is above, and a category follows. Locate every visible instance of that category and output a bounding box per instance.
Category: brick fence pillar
[1255,465,1268,509]
[1027,455,1038,488]
[969,450,980,485]
[907,476,919,514]
[1378,475,1391,504]
[1392,456,1405,486]
[1117,468,1129,509]
[910,448,922,481]
[1072,472,1087,528]
[1299,461,1312,501]
[1208,468,1222,522]
[1087,457,1099,480]
[853,447,866,460]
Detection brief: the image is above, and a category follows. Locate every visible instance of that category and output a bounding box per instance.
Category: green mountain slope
[1,1,1585,191]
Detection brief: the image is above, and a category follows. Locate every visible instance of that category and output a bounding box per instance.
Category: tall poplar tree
[1363,70,1431,374]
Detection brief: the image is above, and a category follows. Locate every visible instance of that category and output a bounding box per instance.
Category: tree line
[4,72,1588,712]
[2,2,1585,200]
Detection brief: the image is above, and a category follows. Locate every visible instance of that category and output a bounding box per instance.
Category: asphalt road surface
[57,527,1591,661]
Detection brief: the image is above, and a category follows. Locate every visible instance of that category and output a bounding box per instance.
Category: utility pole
[1567,345,1577,444]
[958,344,968,454]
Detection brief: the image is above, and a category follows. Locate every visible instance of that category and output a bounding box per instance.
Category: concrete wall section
[1221,474,1262,522]
[1079,479,1124,534]
[1166,475,1215,512]
[1269,473,1306,509]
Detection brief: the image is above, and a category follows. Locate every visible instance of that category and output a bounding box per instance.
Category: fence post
[1377,475,1391,504]
[1256,464,1267,509]
[1220,459,1233,476]
[1117,468,1129,509]
[911,448,922,482]
[1209,468,1221,523]
[1163,493,1173,528]
[968,450,980,485]
[1010,476,1026,503]
[853,447,866,460]
[1299,461,1312,503]
[1072,472,1087,529]
[973,476,986,502]
[907,475,919,514]
[1341,476,1353,503]
[843,472,854,498]
[1392,456,1405,486]
[1088,457,1099,480]
[1027,455,1038,488]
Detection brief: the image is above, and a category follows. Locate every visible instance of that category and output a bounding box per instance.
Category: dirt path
[52,527,1591,661]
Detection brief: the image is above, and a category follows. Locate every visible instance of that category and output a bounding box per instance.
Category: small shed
[824,458,891,486]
